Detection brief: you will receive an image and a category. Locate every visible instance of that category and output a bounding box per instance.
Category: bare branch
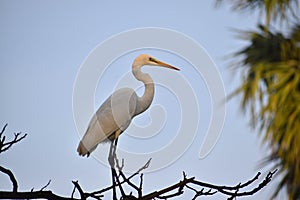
[141,174,194,199]
[40,180,51,191]
[70,180,104,200]
[71,184,76,199]
[142,170,277,199]
[0,124,277,200]
[0,191,78,200]
[0,123,8,138]
[0,124,27,154]
[189,188,217,200]
[138,174,144,198]
[0,165,18,192]
[226,169,278,199]
[72,181,86,200]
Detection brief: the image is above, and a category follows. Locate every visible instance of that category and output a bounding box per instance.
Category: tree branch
[0,191,78,200]
[40,180,51,191]
[141,172,194,199]
[0,123,27,154]
[0,165,18,192]
[142,169,277,199]
[0,124,277,200]
[72,181,86,200]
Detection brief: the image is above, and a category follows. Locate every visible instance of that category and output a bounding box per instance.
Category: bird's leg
[108,130,121,166]
[108,130,121,200]
[113,137,119,156]
[108,140,115,167]
[110,137,127,198]
[108,140,117,200]
[108,130,120,166]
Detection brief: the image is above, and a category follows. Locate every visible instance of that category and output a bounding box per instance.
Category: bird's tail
[77,141,90,157]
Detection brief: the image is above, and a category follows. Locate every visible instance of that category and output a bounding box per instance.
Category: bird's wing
[77,88,137,156]
[77,108,117,156]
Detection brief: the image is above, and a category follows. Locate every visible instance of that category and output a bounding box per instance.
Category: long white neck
[132,66,154,116]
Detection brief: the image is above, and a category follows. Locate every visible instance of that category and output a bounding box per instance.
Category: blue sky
[1,1,283,199]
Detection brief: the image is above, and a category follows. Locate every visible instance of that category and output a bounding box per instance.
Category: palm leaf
[231,24,300,199]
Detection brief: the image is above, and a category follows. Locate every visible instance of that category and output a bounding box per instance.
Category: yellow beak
[156,60,180,71]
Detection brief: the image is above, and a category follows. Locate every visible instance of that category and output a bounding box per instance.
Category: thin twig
[40,180,51,191]
[0,123,8,138]
[0,132,27,153]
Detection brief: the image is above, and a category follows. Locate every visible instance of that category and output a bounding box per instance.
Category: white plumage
[77,54,179,157]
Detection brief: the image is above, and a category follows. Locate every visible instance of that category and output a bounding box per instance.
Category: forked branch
[140,170,277,199]
[0,123,27,154]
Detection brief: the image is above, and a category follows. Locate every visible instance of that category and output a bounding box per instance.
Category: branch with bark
[0,124,277,199]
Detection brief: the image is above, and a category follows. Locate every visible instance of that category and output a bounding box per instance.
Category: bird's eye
[149,57,157,63]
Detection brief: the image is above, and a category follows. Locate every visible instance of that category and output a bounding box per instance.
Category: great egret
[77,54,179,157]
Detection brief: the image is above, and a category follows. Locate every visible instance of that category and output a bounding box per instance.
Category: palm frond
[232,24,300,199]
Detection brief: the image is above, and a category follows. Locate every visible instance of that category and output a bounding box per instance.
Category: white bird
[77,54,179,157]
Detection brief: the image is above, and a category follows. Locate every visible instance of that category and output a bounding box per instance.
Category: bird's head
[132,54,180,71]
